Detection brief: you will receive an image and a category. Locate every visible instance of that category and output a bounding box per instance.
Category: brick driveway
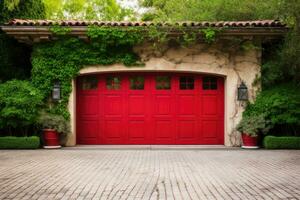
[0,148,299,200]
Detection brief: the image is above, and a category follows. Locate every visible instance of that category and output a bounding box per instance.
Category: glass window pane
[203,83,210,90]
[203,77,210,84]
[211,83,217,90]
[156,76,171,90]
[187,83,194,89]
[106,76,121,90]
[188,77,194,83]
[81,76,98,90]
[203,77,217,90]
[180,83,186,89]
[180,76,194,90]
[130,76,144,90]
[180,77,186,83]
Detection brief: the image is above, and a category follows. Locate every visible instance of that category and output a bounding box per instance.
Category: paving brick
[0,149,299,200]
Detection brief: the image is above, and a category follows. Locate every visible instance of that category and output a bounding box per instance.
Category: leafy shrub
[0,0,45,24]
[263,136,300,149]
[236,114,272,136]
[0,33,32,83]
[37,112,70,135]
[0,136,40,149]
[0,80,43,136]
[243,83,300,136]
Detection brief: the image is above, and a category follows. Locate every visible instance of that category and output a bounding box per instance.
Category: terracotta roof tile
[6,19,286,28]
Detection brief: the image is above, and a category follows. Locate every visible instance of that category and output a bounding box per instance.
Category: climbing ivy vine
[201,28,219,44]
[49,25,72,35]
[31,27,144,119]
[31,26,223,120]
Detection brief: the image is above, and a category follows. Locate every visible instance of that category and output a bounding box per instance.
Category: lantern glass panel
[52,82,60,100]
[238,83,248,101]
[52,88,60,100]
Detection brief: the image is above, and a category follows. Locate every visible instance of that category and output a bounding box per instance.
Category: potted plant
[236,114,271,149]
[37,112,70,149]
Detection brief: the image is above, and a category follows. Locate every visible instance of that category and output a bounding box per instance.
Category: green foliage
[278,0,300,28]
[0,33,32,83]
[141,12,158,21]
[183,33,197,46]
[0,0,45,83]
[261,61,284,88]
[244,84,300,125]
[43,0,135,20]
[0,80,43,135]
[182,32,197,47]
[236,114,272,136]
[140,0,280,22]
[0,0,45,24]
[147,26,168,48]
[87,26,145,46]
[37,112,70,135]
[3,0,21,11]
[243,84,300,135]
[49,25,72,35]
[263,136,300,149]
[0,136,40,149]
[201,28,217,44]
[279,30,300,83]
[261,30,300,87]
[241,40,260,51]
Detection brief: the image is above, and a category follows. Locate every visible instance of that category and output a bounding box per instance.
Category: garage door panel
[154,120,173,139]
[78,120,98,143]
[103,120,123,139]
[178,120,197,139]
[79,95,98,116]
[154,95,172,115]
[128,95,146,116]
[178,95,196,115]
[128,121,147,140]
[203,95,218,115]
[103,95,123,116]
[202,120,218,138]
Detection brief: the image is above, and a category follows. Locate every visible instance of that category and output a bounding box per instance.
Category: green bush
[0,80,43,136]
[0,136,40,149]
[0,33,32,83]
[243,83,300,136]
[0,0,45,24]
[236,114,272,136]
[37,111,70,135]
[263,136,300,149]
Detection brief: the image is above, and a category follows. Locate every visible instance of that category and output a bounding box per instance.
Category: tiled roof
[7,19,285,28]
[2,19,287,44]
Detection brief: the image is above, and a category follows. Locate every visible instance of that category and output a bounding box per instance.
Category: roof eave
[0,25,289,45]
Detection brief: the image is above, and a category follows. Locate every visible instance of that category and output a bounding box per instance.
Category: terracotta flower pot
[43,129,61,149]
[241,133,259,149]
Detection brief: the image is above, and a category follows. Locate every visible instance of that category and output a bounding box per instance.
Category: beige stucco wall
[66,42,261,147]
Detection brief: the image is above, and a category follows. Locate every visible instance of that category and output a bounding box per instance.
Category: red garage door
[76,73,224,145]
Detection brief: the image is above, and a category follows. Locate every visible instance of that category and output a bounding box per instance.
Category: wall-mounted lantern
[238,82,248,101]
[52,81,61,101]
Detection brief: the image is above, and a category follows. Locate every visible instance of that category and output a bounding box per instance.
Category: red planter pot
[43,129,61,149]
[241,134,259,149]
